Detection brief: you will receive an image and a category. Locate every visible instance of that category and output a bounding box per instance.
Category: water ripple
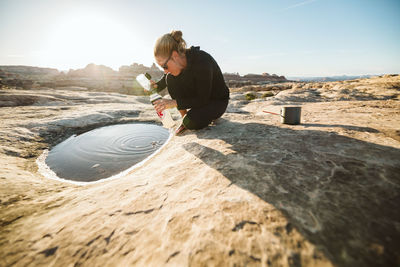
[45,123,170,182]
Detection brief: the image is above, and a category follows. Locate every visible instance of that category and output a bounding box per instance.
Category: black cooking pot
[280,106,301,125]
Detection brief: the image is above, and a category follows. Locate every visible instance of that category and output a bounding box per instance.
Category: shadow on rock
[301,123,380,133]
[183,120,400,267]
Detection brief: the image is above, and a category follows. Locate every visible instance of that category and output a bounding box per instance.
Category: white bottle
[136,73,175,128]
[149,93,175,128]
[136,73,152,91]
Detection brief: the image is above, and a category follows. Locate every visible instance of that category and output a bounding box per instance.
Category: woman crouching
[152,30,230,134]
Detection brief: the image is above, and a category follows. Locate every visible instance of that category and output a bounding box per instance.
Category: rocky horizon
[0,64,288,96]
[0,63,288,80]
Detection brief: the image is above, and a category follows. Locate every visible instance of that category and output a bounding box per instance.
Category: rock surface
[0,75,399,266]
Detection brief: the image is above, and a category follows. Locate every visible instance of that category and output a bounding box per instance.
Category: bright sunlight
[40,11,142,70]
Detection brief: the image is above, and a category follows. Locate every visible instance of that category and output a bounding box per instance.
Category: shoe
[175,124,187,135]
[210,118,221,126]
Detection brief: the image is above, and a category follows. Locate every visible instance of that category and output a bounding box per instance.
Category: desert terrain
[1,74,399,266]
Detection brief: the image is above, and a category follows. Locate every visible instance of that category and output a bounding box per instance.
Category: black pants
[183,99,229,130]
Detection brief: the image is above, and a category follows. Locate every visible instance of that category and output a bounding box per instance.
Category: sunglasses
[161,53,172,70]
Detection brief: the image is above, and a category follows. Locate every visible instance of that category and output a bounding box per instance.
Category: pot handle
[263,111,284,117]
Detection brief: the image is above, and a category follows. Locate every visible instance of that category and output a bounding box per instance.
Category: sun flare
[41,12,143,70]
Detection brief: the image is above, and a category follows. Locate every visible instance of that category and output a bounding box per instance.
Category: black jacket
[156,46,229,110]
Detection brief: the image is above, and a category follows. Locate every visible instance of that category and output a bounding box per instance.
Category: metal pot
[280,106,301,125]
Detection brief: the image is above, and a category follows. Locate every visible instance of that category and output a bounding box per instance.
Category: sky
[0,0,399,76]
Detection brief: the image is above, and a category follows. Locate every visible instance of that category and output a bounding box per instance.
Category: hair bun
[170,30,183,43]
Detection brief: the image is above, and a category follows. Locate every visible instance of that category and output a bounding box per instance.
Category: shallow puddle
[42,123,170,183]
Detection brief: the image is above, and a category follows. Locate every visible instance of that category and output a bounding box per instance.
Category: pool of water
[43,123,170,183]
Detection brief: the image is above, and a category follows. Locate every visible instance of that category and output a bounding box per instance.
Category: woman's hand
[143,80,158,95]
[154,99,177,113]
[150,80,158,89]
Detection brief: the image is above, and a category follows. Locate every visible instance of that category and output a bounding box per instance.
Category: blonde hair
[154,30,187,58]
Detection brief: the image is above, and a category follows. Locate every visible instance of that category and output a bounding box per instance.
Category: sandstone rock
[0,65,59,76]
[0,75,399,266]
[224,72,287,87]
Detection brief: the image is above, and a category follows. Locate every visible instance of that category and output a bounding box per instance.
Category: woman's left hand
[150,80,158,89]
[153,99,177,113]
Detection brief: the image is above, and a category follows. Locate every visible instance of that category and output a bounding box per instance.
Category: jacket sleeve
[176,58,213,110]
[155,74,167,93]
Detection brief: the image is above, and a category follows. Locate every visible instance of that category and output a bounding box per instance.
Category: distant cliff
[1,64,287,94]
[118,63,163,79]
[0,65,59,76]
[0,64,164,94]
[287,75,376,82]
[0,66,59,89]
[223,72,287,87]
[66,63,163,79]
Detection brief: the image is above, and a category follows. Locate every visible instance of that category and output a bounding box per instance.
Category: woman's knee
[182,115,211,130]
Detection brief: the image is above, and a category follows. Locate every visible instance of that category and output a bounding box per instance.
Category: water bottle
[136,73,175,128]
[149,93,175,128]
[136,73,152,92]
